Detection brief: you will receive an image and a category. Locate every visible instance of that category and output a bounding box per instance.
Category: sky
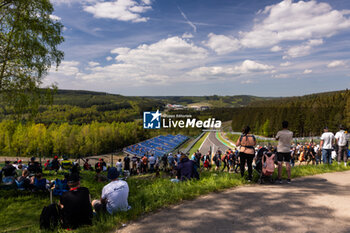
[45,0,350,97]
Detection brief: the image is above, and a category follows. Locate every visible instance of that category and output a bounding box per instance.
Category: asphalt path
[117,170,350,233]
[199,132,231,155]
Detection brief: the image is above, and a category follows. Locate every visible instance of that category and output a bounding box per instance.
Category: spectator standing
[116,159,123,173]
[167,153,175,170]
[236,126,256,182]
[320,127,334,164]
[276,121,293,184]
[141,155,148,173]
[123,155,131,173]
[335,125,348,166]
[148,154,156,173]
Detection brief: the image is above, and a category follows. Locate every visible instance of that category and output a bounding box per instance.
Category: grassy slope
[1,164,350,232]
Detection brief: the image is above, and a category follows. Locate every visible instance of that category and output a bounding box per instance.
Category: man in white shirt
[92,167,130,214]
[320,127,334,164]
[276,121,293,184]
[335,125,348,166]
[148,154,156,173]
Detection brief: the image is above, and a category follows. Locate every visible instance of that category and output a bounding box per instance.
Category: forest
[231,90,350,137]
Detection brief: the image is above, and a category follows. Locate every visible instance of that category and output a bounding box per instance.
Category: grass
[1,163,350,233]
[188,132,209,155]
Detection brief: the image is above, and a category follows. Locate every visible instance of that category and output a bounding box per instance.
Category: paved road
[117,171,350,233]
[199,132,231,155]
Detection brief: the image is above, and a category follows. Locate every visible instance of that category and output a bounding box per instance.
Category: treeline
[231,90,350,137]
[0,120,200,158]
[0,120,151,157]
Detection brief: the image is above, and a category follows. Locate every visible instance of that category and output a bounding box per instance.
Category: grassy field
[1,163,350,233]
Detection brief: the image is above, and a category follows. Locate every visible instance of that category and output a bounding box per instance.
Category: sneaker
[287,179,291,184]
[248,179,252,182]
[277,179,282,184]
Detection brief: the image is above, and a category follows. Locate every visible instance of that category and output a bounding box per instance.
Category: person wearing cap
[92,167,130,214]
[320,126,335,164]
[51,156,60,172]
[60,173,93,229]
[335,125,348,166]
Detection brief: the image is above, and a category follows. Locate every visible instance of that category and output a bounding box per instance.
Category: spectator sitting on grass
[31,173,50,190]
[1,161,16,184]
[60,173,93,230]
[16,169,31,189]
[95,169,108,182]
[175,155,199,181]
[28,157,42,175]
[92,167,130,214]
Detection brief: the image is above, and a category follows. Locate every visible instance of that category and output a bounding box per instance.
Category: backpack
[263,154,275,176]
[40,203,61,230]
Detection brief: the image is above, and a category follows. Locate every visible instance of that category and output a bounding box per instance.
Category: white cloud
[51,0,98,6]
[188,60,274,78]
[240,0,350,48]
[182,32,194,39]
[73,36,208,85]
[84,0,152,23]
[272,73,289,79]
[327,60,347,68]
[106,56,113,61]
[241,79,254,84]
[285,39,323,58]
[280,61,291,67]
[204,33,240,55]
[270,45,282,52]
[88,61,100,67]
[303,69,313,74]
[49,14,61,21]
[111,47,130,55]
[178,7,197,33]
[50,61,80,76]
[113,36,207,66]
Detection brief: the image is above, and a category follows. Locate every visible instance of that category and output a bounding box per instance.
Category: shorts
[277,152,291,162]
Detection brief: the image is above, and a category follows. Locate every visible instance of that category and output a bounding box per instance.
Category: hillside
[231,89,350,137]
[0,90,267,124]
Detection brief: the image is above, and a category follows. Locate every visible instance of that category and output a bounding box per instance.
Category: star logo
[151,110,161,122]
[143,110,161,129]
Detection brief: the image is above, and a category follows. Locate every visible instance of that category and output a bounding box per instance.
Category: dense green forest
[0,120,200,158]
[231,90,350,137]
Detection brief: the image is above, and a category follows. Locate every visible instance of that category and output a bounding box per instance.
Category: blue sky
[45,0,350,96]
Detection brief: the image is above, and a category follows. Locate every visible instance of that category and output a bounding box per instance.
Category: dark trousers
[239,152,254,179]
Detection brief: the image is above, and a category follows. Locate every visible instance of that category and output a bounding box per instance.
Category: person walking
[236,126,256,182]
[276,121,293,184]
[335,125,348,166]
[320,126,334,164]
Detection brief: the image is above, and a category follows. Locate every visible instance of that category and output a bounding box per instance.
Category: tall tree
[0,0,64,115]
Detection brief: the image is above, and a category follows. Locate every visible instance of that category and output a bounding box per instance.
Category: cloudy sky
[45,0,350,96]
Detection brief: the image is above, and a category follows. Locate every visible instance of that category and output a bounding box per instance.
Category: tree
[0,0,64,115]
